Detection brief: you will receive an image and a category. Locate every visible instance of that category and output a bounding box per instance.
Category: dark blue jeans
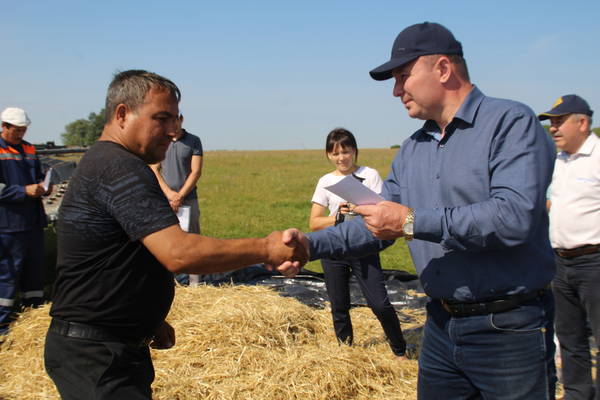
[553,251,600,400]
[418,292,556,400]
[321,254,406,356]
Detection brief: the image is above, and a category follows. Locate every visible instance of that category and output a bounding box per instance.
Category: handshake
[263,229,309,278]
[262,201,414,277]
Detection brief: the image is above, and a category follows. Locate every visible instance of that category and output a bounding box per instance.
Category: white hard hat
[1,107,31,127]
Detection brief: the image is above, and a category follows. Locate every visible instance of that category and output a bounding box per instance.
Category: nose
[393,77,404,98]
[166,120,177,138]
[549,125,558,136]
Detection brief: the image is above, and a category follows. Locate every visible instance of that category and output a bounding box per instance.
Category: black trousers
[553,251,600,400]
[44,330,155,399]
[321,254,406,356]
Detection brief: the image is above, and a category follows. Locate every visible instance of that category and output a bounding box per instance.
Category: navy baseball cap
[538,94,594,120]
[369,22,463,81]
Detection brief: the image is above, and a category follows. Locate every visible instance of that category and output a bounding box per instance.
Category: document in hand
[324,175,384,205]
[176,205,191,232]
[42,168,53,192]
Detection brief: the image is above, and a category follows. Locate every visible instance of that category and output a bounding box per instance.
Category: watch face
[404,222,414,235]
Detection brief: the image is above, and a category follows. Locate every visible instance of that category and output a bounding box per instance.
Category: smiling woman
[307,127,407,358]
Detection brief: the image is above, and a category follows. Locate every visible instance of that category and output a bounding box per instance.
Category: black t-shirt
[50,141,179,339]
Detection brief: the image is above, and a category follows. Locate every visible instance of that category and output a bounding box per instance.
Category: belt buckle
[440,300,469,317]
[440,299,452,314]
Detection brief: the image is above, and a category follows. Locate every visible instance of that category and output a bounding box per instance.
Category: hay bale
[1,285,423,399]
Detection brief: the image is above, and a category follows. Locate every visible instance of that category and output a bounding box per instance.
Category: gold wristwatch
[403,208,415,241]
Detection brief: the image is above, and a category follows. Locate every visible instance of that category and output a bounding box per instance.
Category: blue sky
[2,1,599,150]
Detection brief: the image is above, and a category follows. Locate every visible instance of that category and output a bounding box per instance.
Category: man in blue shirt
[285,22,557,399]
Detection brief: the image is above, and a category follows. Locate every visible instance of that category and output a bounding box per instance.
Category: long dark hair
[325,128,358,160]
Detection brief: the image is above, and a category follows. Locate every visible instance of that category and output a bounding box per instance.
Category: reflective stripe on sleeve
[0,298,15,307]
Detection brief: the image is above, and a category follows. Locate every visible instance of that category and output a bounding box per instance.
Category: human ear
[115,104,128,128]
[579,116,590,132]
[437,56,452,83]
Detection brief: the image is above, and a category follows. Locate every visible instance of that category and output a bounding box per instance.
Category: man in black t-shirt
[44,70,307,400]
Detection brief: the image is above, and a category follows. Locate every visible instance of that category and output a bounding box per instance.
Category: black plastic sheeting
[200,265,428,310]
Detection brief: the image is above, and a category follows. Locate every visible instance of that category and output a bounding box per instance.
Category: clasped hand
[262,201,410,277]
[264,229,310,278]
[166,190,183,212]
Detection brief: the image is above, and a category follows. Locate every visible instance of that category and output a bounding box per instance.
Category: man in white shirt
[540,94,600,400]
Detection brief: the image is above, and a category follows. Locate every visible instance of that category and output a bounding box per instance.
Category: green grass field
[198,148,415,274]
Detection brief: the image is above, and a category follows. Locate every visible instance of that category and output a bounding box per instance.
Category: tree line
[61,109,105,147]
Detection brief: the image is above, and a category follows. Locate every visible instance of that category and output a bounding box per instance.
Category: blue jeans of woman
[321,254,405,356]
[418,292,556,400]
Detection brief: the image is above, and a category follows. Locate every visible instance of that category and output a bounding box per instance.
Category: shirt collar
[558,133,599,159]
[420,85,485,140]
[453,85,484,125]
[0,137,19,149]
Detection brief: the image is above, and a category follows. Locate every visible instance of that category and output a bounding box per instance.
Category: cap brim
[1,120,30,127]
[369,55,420,81]
[537,112,568,121]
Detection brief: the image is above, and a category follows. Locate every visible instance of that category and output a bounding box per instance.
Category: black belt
[49,319,153,347]
[440,288,547,318]
[554,244,600,259]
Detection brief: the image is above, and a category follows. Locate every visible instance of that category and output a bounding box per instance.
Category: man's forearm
[142,225,307,275]
[0,183,26,202]
[174,235,269,274]
[306,218,393,260]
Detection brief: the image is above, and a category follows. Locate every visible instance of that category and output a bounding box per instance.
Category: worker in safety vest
[0,107,50,336]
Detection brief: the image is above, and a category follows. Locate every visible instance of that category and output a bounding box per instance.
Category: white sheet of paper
[42,168,53,192]
[324,175,384,205]
[176,205,191,232]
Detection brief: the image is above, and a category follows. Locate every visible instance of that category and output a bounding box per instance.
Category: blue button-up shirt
[307,86,556,301]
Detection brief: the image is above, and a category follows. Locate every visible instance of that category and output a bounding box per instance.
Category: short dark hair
[105,69,181,121]
[325,128,359,160]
